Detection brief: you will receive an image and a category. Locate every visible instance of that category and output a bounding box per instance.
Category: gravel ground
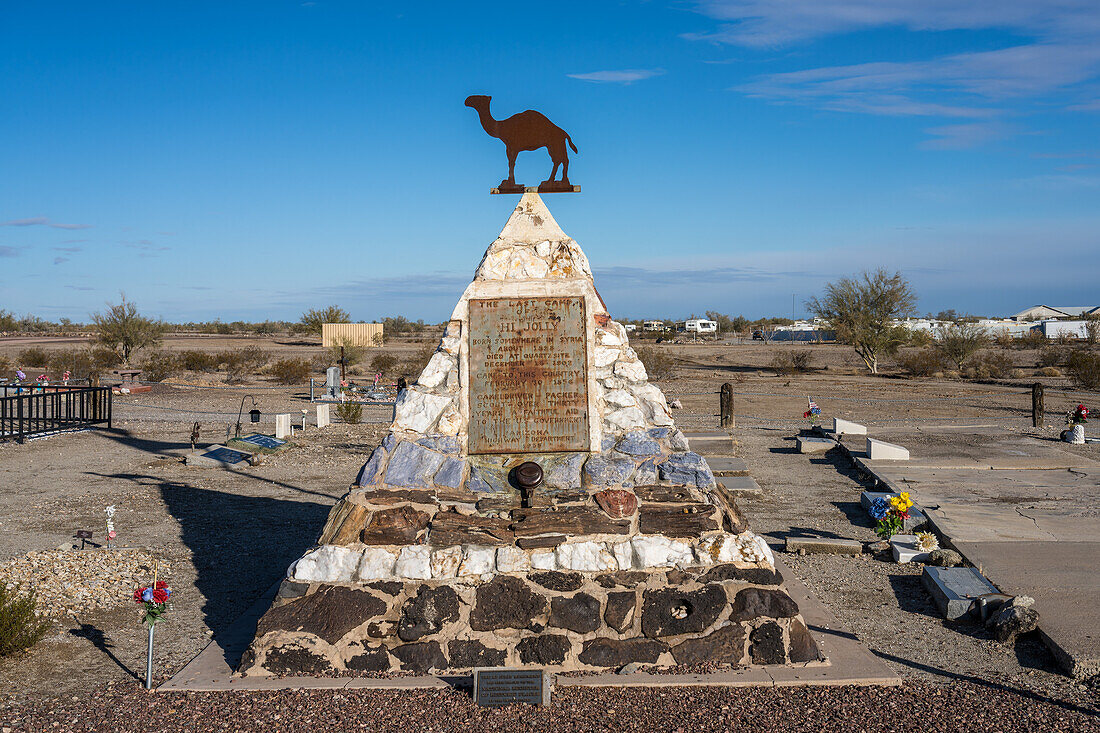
[1,681,1097,732]
[1,340,1099,728]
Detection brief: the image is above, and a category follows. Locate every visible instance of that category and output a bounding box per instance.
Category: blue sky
[2,1,1098,323]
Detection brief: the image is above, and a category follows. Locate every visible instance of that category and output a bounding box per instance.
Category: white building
[1012,305,1100,321]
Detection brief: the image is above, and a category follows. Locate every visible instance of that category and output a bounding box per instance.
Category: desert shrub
[91,294,165,363]
[348,365,364,376]
[89,346,122,373]
[905,330,934,347]
[140,351,178,382]
[0,355,11,375]
[219,346,270,383]
[635,345,675,381]
[969,351,1013,379]
[47,349,90,377]
[935,323,989,370]
[1010,368,1027,379]
[896,349,944,377]
[0,584,49,657]
[993,332,1016,349]
[1039,347,1065,368]
[18,347,51,368]
[1065,350,1100,390]
[334,401,363,425]
[399,344,436,378]
[179,350,218,372]
[311,353,333,372]
[370,352,399,376]
[1018,330,1047,349]
[270,357,312,385]
[943,369,961,380]
[769,350,814,375]
[328,338,364,367]
[1040,366,1062,377]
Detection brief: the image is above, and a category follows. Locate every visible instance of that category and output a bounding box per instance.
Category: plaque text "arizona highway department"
[468,296,589,454]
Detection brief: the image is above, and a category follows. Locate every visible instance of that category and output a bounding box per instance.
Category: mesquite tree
[92,294,165,364]
[806,269,917,374]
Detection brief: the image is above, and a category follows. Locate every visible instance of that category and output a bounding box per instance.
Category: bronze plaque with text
[468,297,589,454]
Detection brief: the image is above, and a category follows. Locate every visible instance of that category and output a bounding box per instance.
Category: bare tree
[91,294,165,364]
[806,269,916,374]
[299,305,350,335]
[935,323,990,370]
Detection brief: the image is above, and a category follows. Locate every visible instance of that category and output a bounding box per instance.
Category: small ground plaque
[468,296,589,454]
[473,667,550,707]
[201,447,251,465]
[233,433,288,452]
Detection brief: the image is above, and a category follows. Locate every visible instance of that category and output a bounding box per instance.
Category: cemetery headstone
[316,403,330,428]
[275,414,292,439]
[325,367,341,400]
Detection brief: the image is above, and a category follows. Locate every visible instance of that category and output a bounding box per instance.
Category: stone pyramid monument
[240,193,820,675]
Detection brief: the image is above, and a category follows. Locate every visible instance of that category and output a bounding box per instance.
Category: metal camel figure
[465,95,577,188]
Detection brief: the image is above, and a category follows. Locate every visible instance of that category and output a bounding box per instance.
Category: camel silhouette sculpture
[465,95,578,192]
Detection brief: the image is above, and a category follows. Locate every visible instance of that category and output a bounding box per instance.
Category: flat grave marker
[235,434,287,451]
[473,668,551,707]
[922,566,1000,620]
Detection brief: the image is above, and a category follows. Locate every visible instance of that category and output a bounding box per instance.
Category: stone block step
[716,476,762,496]
[889,534,931,564]
[705,456,749,476]
[922,566,999,620]
[867,438,909,461]
[785,537,862,555]
[797,436,835,454]
[683,432,736,456]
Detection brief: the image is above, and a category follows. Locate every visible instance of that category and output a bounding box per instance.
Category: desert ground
[1,334,1098,730]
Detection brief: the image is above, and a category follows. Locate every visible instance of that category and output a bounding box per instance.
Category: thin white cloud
[0,216,92,230]
[920,122,1012,150]
[567,69,665,84]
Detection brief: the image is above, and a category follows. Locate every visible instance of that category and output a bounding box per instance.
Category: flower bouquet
[133,580,171,626]
[869,492,914,538]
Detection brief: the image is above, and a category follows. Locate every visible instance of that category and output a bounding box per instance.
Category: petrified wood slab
[638,503,720,537]
[510,507,630,538]
[515,534,567,549]
[360,488,437,506]
[319,502,370,546]
[593,489,638,519]
[360,506,431,545]
[429,511,514,547]
[633,485,701,503]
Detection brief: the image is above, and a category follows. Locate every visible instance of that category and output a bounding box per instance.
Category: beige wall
[322,323,384,347]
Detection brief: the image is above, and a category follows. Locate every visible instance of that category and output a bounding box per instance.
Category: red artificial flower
[132,587,145,603]
[154,580,169,591]
[152,588,169,604]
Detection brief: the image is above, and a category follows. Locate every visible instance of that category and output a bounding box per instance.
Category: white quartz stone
[694,534,738,565]
[530,550,557,570]
[610,541,634,570]
[445,368,460,394]
[597,328,623,347]
[555,541,617,572]
[430,546,463,579]
[292,545,361,583]
[392,388,453,434]
[601,376,626,390]
[614,359,647,382]
[436,404,462,436]
[631,535,694,568]
[417,351,455,389]
[594,345,620,368]
[495,546,532,573]
[669,430,690,452]
[355,547,398,581]
[632,383,674,426]
[603,389,637,408]
[458,545,496,576]
[535,240,551,257]
[440,334,460,356]
[605,406,647,432]
[395,546,432,579]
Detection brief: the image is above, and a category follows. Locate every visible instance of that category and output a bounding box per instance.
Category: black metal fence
[0,386,112,442]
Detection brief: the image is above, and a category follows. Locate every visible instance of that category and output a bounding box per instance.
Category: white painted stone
[292,545,360,583]
[394,546,432,579]
[356,547,398,581]
[833,418,867,435]
[614,359,647,382]
[458,545,496,576]
[392,388,453,434]
[604,406,647,432]
[495,546,532,573]
[555,541,617,572]
[867,437,910,461]
[315,403,330,429]
[440,334,460,356]
[631,535,694,568]
[530,550,557,570]
[604,389,637,408]
[275,413,292,439]
[610,541,634,570]
[417,351,454,389]
[594,345,620,368]
[430,546,462,579]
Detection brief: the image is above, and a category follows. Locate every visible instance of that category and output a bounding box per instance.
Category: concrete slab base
[716,476,762,496]
[786,537,862,555]
[705,456,749,475]
[683,432,736,456]
[889,534,930,564]
[866,438,909,461]
[160,558,899,692]
[832,418,867,435]
[797,436,834,454]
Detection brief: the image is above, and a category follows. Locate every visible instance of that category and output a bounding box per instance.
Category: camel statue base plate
[491,183,581,195]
